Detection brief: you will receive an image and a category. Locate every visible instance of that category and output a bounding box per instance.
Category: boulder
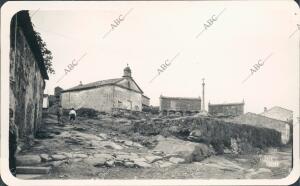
[152,150,164,156]
[159,162,173,168]
[124,161,135,168]
[114,160,125,166]
[84,157,106,167]
[49,160,66,167]
[132,142,143,148]
[16,155,41,166]
[132,157,146,162]
[61,152,73,158]
[98,133,108,140]
[134,161,152,168]
[101,141,123,150]
[73,154,88,158]
[154,137,212,162]
[188,129,202,141]
[40,154,52,162]
[70,158,83,163]
[51,154,67,161]
[105,160,115,167]
[115,154,134,162]
[169,157,185,164]
[145,155,163,163]
[94,153,114,160]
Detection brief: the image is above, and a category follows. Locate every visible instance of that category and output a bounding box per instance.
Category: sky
[29,1,299,119]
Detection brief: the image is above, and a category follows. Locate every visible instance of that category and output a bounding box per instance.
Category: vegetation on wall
[34,31,55,75]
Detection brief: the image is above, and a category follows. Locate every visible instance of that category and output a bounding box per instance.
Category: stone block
[154,137,212,162]
[16,155,41,166]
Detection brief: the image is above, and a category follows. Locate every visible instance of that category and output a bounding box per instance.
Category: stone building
[9,11,49,140]
[208,101,245,117]
[43,94,49,109]
[142,95,150,108]
[159,95,201,114]
[61,66,148,112]
[260,106,293,143]
[260,106,293,123]
[227,112,290,144]
[54,86,63,97]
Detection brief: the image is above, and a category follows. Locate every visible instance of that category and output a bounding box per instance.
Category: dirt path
[16,114,292,180]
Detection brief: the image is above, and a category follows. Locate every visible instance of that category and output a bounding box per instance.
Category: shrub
[76,107,100,118]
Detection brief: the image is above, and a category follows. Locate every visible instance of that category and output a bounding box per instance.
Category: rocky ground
[16,113,292,180]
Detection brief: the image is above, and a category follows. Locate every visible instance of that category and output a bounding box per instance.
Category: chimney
[264,107,267,112]
[79,81,83,86]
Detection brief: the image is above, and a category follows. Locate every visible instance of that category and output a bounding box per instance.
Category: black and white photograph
[1,1,299,185]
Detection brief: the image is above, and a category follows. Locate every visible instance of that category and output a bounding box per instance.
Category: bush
[142,106,159,115]
[76,107,100,118]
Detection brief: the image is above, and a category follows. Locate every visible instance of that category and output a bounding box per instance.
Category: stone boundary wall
[133,116,282,151]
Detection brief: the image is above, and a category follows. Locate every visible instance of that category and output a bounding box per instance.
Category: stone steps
[16,166,51,174]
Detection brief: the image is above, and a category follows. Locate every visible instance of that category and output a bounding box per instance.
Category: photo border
[1,1,299,185]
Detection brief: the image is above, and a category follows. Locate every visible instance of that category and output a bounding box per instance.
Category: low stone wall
[133,116,282,153]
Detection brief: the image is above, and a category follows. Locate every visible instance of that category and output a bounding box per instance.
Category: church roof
[62,78,123,92]
[62,77,143,93]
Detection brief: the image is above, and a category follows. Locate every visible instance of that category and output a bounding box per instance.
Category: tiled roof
[62,78,123,92]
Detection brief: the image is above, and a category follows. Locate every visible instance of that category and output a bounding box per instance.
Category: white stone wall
[61,86,114,112]
[113,86,142,111]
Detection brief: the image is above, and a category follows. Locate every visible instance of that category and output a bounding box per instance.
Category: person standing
[9,109,18,177]
[56,105,63,125]
[69,108,76,125]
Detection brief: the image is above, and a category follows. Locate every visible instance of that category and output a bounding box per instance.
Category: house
[227,112,290,144]
[42,94,49,109]
[208,101,244,117]
[159,95,201,114]
[54,86,63,98]
[142,95,150,108]
[61,66,147,112]
[260,106,293,123]
[9,11,48,140]
[48,95,57,107]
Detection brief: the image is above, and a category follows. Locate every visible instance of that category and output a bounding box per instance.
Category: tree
[34,31,55,75]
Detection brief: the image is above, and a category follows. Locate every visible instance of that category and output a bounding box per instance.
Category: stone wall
[10,13,46,140]
[113,86,142,111]
[61,86,114,112]
[133,116,282,152]
[61,85,142,112]
[226,112,290,144]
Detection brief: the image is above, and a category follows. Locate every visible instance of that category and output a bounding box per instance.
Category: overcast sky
[29,1,299,118]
